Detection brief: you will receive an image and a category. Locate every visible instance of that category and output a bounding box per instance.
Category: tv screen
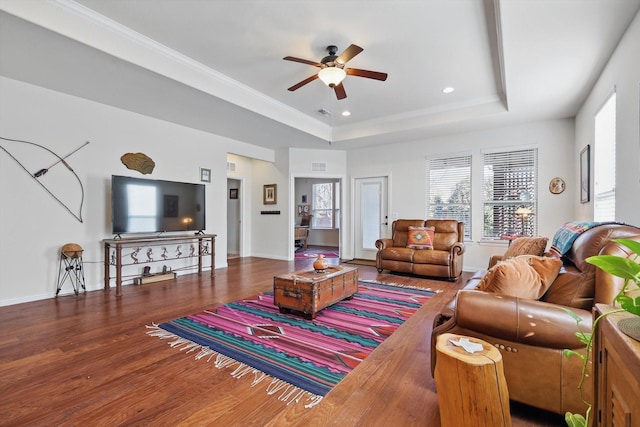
[111,175,206,234]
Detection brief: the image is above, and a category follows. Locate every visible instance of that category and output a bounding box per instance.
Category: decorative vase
[313,254,328,273]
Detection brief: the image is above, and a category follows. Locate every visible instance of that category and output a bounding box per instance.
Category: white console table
[103,234,216,296]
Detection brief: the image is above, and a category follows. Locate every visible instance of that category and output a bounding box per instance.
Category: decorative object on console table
[263,183,277,204]
[580,145,590,203]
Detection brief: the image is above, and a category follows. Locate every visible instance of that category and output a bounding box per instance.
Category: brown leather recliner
[430,223,640,415]
[375,219,465,281]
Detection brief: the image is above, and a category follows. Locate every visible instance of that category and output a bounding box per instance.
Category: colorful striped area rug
[147,280,436,408]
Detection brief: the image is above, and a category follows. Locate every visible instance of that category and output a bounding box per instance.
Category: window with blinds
[594,92,616,221]
[426,154,471,239]
[482,148,538,238]
[312,182,340,229]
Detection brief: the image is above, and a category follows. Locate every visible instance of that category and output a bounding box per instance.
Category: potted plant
[563,238,640,427]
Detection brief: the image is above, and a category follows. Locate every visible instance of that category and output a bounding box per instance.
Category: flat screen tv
[111,175,205,234]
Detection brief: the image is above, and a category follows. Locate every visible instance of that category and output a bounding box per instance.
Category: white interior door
[354,176,388,260]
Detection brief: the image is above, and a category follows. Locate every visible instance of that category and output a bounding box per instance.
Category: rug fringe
[145,324,323,408]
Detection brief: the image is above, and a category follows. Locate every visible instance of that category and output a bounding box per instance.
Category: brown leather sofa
[430,223,640,415]
[375,219,465,281]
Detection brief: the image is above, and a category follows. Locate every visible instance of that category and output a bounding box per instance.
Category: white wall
[249,149,290,260]
[0,76,273,306]
[347,119,576,271]
[575,9,640,225]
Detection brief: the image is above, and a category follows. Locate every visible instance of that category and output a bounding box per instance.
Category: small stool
[56,243,86,296]
[434,333,511,427]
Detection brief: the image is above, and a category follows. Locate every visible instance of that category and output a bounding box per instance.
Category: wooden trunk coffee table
[273,265,358,319]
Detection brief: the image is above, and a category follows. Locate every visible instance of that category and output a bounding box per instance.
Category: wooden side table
[434,333,511,427]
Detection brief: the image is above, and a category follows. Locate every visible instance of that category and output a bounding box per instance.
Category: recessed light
[342,110,351,117]
[442,87,455,94]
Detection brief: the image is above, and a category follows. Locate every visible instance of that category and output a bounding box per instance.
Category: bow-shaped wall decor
[0,136,89,223]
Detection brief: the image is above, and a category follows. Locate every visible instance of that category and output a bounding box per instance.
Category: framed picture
[263,184,277,205]
[229,188,238,199]
[580,145,590,203]
[301,195,307,204]
[200,168,211,183]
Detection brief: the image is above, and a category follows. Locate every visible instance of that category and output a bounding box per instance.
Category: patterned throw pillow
[406,226,435,250]
[503,236,549,259]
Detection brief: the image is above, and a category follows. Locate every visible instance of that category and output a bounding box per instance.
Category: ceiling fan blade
[346,68,388,81]
[334,83,347,100]
[336,44,363,65]
[287,74,319,91]
[283,56,322,67]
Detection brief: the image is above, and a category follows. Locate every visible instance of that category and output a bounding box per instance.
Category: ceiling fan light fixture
[318,67,346,87]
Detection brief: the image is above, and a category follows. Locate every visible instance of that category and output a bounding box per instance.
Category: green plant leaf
[563,348,585,360]
[565,412,587,427]
[612,238,640,256]
[615,294,640,316]
[574,331,592,346]
[586,254,640,282]
[560,307,585,323]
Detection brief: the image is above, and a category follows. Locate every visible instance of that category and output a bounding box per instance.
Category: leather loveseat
[430,223,640,415]
[375,219,465,281]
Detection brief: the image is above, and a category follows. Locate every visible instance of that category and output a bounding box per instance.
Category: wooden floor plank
[0,256,564,426]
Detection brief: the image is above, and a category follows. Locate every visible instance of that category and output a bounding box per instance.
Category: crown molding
[0,0,331,142]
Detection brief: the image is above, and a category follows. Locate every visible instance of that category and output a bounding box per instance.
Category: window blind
[482,148,538,238]
[426,154,472,239]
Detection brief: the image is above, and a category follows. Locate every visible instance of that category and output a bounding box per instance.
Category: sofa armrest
[375,238,394,250]
[449,241,465,256]
[454,290,591,349]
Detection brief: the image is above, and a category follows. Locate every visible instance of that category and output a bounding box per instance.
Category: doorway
[354,176,389,260]
[294,177,341,256]
[227,178,241,258]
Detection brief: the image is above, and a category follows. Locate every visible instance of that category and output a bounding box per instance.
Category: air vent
[227,161,236,172]
[311,162,327,172]
[317,108,332,116]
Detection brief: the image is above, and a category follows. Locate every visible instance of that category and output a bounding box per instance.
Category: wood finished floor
[0,256,565,426]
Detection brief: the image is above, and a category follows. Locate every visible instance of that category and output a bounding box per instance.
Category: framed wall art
[229,188,238,199]
[263,184,277,205]
[200,167,211,183]
[580,145,590,203]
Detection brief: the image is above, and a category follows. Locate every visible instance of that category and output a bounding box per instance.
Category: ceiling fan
[283,44,388,100]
